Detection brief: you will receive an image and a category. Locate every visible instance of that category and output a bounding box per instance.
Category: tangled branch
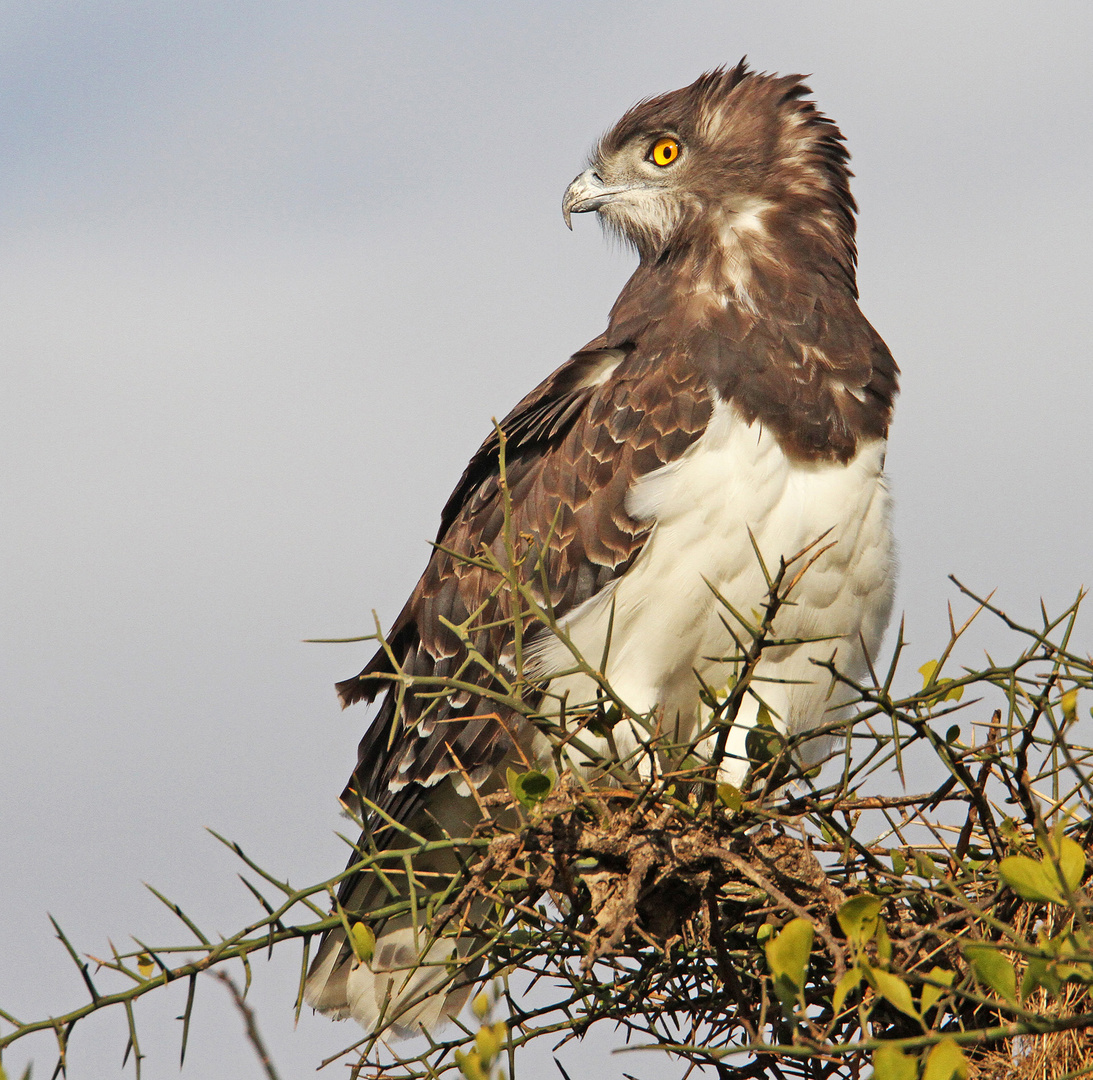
[3,453,1091,1080]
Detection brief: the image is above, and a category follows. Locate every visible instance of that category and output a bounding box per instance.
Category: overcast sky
[2,3,1091,1078]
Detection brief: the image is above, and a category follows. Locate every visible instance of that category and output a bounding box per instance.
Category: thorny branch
[3,455,1093,1080]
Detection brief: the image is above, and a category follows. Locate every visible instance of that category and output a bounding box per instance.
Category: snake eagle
[305,59,898,1034]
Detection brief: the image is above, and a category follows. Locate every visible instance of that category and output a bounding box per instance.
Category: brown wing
[335,339,712,837]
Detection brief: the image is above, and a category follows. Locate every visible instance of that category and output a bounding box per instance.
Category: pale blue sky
[2,4,1091,1077]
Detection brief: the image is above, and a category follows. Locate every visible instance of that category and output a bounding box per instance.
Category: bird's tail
[303,917,480,1037]
[303,777,492,1036]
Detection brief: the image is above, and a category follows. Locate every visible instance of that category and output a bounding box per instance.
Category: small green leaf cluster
[917,660,965,703]
[998,829,1085,905]
[988,825,1093,1002]
[454,986,509,1080]
[833,895,966,1080]
[873,1038,967,1080]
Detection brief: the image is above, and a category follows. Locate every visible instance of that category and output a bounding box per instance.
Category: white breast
[532,398,895,784]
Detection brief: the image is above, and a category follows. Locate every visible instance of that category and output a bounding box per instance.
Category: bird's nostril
[592,171,604,184]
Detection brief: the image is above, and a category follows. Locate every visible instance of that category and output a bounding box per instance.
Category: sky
[2,3,1091,1078]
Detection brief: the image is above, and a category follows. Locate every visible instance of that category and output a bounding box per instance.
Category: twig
[209,971,282,1080]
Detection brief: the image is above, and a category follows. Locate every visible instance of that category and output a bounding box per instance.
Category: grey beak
[562,169,629,229]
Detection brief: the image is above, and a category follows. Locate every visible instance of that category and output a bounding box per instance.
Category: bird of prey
[304,60,898,1034]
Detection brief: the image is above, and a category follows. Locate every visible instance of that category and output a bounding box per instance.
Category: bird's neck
[600,214,895,466]
[607,201,859,342]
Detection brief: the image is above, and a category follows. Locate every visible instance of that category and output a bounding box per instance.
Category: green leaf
[915,851,938,880]
[765,918,813,1009]
[508,768,554,809]
[717,783,742,812]
[1056,926,1087,958]
[965,944,1017,1004]
[876,920,893,963]
[1056,836,1086,894]
[922,1037,967,1080]
[1061,687,1079,723]
[871,1042,918,1080]
[475,1022,504,1066]
[890,850,907,876]
[867,965,920,1020]
[454,1048,488,1080]
[832,966,862,1015]
[745,704,784,766]
[1021,955,1061,1000]
[837,894,883,948]
[917,661,962,700]
[586,705,622,737]
[349,921,375,963]
[1054,929,1093,983]
[998,855,1063,903]
[921,966,955,1016]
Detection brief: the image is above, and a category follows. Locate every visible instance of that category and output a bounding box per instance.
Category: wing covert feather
[335,341,712,834]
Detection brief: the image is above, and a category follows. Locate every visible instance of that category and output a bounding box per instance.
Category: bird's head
[563,60,858,287]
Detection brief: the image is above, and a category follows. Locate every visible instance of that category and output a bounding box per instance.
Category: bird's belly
[535,401,895,775]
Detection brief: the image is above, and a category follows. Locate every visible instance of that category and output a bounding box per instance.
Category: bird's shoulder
[338,335,713,701]
[435,336,712,545]
[609,267,899,464]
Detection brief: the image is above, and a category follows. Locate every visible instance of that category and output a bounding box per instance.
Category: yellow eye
[649,137,680,167]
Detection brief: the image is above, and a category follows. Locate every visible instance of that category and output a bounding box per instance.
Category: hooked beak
[562,169,631,229]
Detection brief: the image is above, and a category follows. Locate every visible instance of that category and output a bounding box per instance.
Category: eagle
[304,60,898,1034]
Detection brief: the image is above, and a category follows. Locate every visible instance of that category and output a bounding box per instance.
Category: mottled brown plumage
[337,343,712,814]
[306,59,898,1031]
